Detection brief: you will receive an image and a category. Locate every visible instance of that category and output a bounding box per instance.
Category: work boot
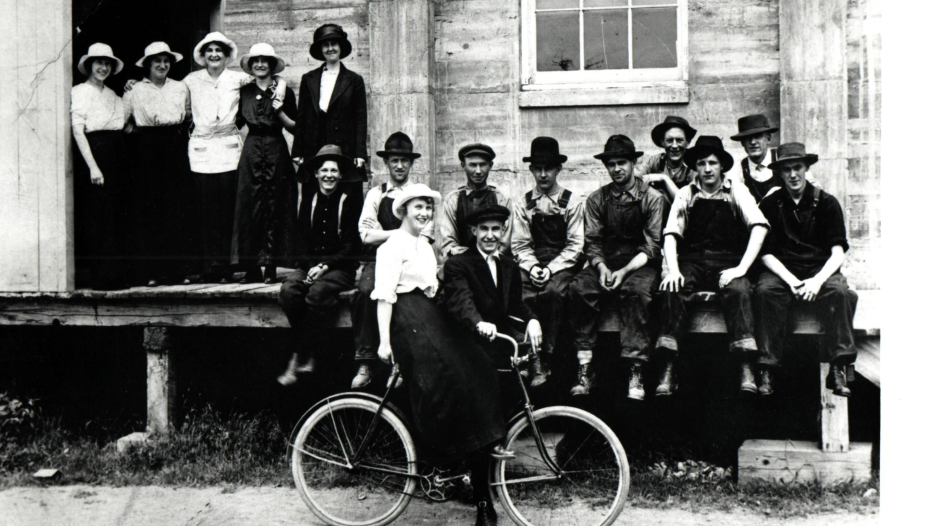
[655,361,675,396]
[829,363,851,397]
[628,363,645,401]
[475,500,498,526]
[295,352,316,374]
[569,363,594,396]
[740,362,758,394]
[351,363,372,389]
[758,367,774,396]
[528,353,548,388]
[277,352,300,386]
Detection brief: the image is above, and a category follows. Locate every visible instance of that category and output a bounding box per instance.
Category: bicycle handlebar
[493,332,524,363]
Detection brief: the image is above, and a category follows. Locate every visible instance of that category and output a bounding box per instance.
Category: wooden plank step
[738,439,872,485]
[855,337,880,387]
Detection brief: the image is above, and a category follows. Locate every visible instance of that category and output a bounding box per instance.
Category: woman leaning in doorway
[71,43,130,290]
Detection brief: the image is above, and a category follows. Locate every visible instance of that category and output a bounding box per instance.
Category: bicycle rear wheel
[492,406,629,526]
[291,397,418,526]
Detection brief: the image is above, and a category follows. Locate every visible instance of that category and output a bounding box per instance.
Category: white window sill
[517,81,689,108]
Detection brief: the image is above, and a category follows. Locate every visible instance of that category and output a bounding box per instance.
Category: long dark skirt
[390,292,506,465]
[73,130,129,289]
[126,125,195,282]
[231,132,298,267]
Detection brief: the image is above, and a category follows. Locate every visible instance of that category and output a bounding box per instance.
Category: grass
[0,399,879,518]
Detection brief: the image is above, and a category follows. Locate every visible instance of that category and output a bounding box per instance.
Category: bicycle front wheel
[291,397,418,526]
[492,406,629,526]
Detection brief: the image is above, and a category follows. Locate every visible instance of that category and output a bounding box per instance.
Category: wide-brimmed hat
[730,114,779,141]
[650,116,698,148]
[458,143,496,162]
[522,136,567,165]
[377,132,421,159]
[77,43,124,76]
[683,136,735,173]
[193,32,238,67]
[767,142,819,170]
[465,204,511,226]
[238,43,286,74]
[308,144,353,176]
[593,134,643,161]
[310,24,353,61]
[392,183,443,219]
[135,42,183,68]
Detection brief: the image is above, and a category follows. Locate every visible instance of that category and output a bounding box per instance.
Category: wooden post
[368,0,437,187]
[143,327,176,436]
[820,363,850,452]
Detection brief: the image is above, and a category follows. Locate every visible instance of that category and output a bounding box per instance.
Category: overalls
[570,186,659,359]
[353,184,404,361]
[656,194,758,354]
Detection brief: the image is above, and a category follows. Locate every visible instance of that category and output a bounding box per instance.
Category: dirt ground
[0,485,879,526]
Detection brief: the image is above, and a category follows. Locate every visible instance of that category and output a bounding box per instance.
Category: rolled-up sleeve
[371,237,404,304]
[510,200,539,272]
[663,187,691,239]
[358,186,382,243]
[638,189,665,261]
[584,192,607,268]
[547,197,585,274]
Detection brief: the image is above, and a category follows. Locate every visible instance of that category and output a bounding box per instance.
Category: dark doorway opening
[72,0,219,91]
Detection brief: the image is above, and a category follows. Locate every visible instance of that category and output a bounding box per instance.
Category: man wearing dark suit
[441,205,543,357]
[293,24,368,199]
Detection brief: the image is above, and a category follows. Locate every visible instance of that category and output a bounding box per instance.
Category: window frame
[519,0,690,107]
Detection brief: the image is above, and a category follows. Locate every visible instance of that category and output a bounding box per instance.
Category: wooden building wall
[0,0,73,292]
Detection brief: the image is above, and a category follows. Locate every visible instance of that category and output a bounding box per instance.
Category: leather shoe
[829,364,851,397]
[528,353,548,388]
[475,500,498,526]
[655,361,676,396]
[740,363,758,394]
[569,363,593,396]
[628,363,645,401]
[277,353,300,386]
[351,364,372,389]
[758,368,774,396]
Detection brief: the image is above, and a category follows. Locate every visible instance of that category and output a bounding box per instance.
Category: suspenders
[525,189,572,210]
[309,192,349,234]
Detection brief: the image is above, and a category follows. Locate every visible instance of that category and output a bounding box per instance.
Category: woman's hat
[308,144,353,175]
[377,132,421,159]
[683,136,735,173]
[193,32,238,67]
[392,183,443,219]
[767,142,819,170]
[77,43,124,76]
[309,24,353,61]
[522,136,567,165]
[730,114,779,141]
[593,134,643,161]
[239,43,286,74]
[650,116,698,148]
[465,204,511,226]
[135,42,183,68]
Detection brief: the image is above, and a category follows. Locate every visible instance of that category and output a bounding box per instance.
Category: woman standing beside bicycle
[371,184,513,526]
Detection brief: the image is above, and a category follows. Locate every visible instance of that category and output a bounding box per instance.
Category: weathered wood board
[738,439,872,485]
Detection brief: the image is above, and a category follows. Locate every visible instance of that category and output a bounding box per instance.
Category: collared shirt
[634,152,697,190]
[371,229,439,303]
[511,183,585,274]
[584,178,666,267]
[122,77,189,127]
[478,246,500,287]
[439,185,514,259]
[746,157,769,182]
[183,69,254,173]
[359,179,412,243]
[319,62,341,112]
[663,177,769,239]
[71,82,125,132]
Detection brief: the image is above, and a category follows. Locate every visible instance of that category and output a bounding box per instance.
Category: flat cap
[458,143,496,162]
[465,204,510,225]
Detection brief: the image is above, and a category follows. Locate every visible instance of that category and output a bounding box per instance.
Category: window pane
[538,0,578,9]
[632,0,675,6]
[632,7,677,68]
[583,9,628,70]
[583,0,626,7]
[537,12,580,71]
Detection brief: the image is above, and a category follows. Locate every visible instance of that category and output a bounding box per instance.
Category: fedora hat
[135,42,183,68]
[522,136,567,165]
[309,24,352,61]
[193,32,238,67]
[767,142,819,170]
[730,114,779,141]
[593,134,643,161]
[77,43,124,76]
[392,183,443,219]
[683,136,735,173]
[465,204,511,226]
[377,132,421,159]
[458,143,496,162]
[308,144,353,176]
[650,116,698,148]
[239,43,286,74]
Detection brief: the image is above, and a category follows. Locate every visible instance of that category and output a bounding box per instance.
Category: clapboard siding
[0,0,72,292]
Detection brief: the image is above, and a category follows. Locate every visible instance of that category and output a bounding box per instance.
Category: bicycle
[289,332,630,526]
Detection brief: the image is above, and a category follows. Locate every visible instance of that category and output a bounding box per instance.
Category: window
[519,0,689,107]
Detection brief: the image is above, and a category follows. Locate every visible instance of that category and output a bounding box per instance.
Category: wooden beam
[820,363,850,452]
[143,327,176,436]
[738,439,872,485]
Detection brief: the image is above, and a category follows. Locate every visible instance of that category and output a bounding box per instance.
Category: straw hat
[193,32,238,67]
[392,183,442,219]
[135,42,183,68]
[239,43,286,74]
[77,43,124,76]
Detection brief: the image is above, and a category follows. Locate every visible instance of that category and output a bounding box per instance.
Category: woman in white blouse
[123,42,194,287]
[372,184,511,524]
[71,43,130,289]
